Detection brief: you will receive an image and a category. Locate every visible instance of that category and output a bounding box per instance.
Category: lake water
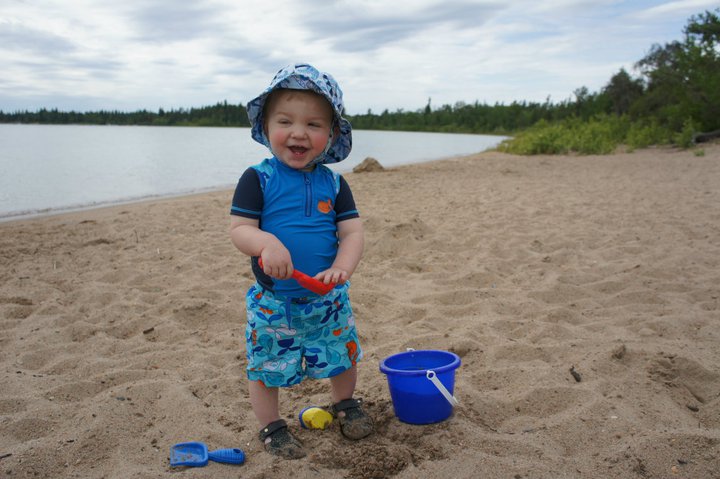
[0,124,506,220]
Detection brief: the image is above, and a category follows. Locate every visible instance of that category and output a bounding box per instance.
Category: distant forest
[0,98,582,134]
[0,102,251,128]
[1,9,717,153]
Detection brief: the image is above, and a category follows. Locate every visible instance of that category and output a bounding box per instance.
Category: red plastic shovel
[258,258,336,296]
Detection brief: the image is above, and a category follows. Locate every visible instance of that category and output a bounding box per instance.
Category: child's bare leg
[248,380,280,426]
[249,380,305,459]
[329,365,357,402]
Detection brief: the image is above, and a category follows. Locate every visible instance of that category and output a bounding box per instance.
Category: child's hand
[259,245,293,280]
[315,268,349,285]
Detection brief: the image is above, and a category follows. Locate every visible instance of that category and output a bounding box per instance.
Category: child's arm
[315,217,364,285]
[229,216,294,280]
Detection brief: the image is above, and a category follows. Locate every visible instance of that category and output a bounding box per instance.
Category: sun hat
[247,63,352,165]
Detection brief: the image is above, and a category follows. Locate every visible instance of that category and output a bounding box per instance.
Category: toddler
[230,63,373,459]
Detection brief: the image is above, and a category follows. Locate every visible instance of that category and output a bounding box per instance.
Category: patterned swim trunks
[245,283,362,387]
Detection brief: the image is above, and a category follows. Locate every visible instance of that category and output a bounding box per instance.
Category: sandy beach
[2,144,719,478]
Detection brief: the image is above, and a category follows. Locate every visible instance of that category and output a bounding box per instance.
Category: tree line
[1,9,717,153]
[0,89,609,133]
[0,101,251,127]
[0,94,561,133]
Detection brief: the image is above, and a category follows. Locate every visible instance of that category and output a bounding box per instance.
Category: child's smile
[289,145,309,156]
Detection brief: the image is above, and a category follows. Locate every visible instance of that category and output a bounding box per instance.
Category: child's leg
[249,380,306,459]
[244,287,305,459]
[329,365,357,402]
[248,380,280,427]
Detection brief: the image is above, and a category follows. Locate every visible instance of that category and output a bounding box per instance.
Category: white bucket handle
[405,348,459,407]
[426,370,459,407]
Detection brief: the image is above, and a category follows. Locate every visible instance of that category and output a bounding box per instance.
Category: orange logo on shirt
[317,199,332,214]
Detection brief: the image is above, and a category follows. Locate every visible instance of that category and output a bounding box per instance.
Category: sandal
[258,419,306,459]
[331,398,374,440]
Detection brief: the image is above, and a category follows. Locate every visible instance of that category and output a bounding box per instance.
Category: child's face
[265,90,334,170]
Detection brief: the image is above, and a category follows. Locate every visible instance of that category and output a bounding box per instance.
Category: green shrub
[500,116,626,155]
[498,121,570,155]
[673,118,697,148]
[625,120,672,149]
[498,113,700,155]
[568,116,624,154]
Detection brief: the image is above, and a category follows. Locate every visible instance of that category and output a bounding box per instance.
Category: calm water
[0,124,506,220]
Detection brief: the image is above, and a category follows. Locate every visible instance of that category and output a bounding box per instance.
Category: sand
[1,144,719,478]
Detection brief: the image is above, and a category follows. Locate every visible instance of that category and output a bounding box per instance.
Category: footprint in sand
[647,355,720,406]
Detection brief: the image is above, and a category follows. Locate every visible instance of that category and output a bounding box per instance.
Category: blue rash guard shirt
[230,157,359,297]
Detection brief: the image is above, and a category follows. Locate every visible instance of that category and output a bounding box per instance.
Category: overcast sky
[1,0,715,114]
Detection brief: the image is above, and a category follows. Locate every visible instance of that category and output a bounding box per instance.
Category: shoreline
[0,184,236,224]
[2,145,719,478]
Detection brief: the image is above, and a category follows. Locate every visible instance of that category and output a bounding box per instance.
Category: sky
[0,0,716,115]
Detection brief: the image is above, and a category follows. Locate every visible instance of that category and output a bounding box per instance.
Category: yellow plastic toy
[299,406,334,429]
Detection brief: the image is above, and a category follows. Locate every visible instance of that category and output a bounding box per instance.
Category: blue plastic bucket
[379,349,461,424]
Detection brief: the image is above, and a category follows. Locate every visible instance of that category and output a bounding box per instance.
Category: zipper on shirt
[303,173,312,217]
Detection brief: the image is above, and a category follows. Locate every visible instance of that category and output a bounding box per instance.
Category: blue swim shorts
[244,283,362,387]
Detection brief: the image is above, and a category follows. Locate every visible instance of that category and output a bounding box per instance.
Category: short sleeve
[230,168,263,218]
[334,176,359,222]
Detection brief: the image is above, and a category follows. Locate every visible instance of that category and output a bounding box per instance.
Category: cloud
[300,0,503,52]
[0,21,76,56]
[0,0,711,112]
[635,0,718,19]
[119,0,230,42]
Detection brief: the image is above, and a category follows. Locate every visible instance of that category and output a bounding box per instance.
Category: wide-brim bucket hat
[247,63,352,165]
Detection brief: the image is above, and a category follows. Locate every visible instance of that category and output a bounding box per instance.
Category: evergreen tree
[603,69,644,115]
